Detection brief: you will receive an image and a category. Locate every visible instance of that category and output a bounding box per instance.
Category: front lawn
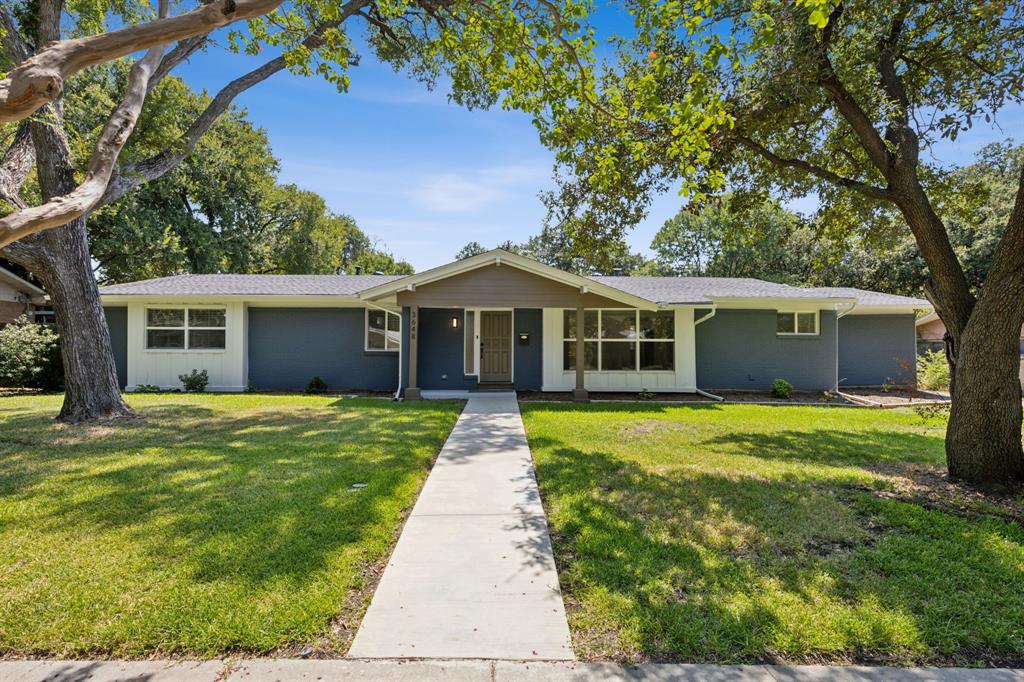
[0,394,463,657]
[521,403,1024,666]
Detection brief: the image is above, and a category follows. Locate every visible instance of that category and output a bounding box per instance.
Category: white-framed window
[366,308,401,351]
[145,307,226,350]
[776,311,819,336]
[562,309,675,372]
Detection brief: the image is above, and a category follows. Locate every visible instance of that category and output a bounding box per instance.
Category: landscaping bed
[0,393,463,658]
[521,402,1024,667]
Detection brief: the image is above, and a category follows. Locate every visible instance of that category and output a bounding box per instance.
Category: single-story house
[0,265,49,325]
[917,311,1024,354]
[97,249,930,397]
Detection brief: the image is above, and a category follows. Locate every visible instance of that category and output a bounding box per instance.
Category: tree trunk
[946,315,1024,484]
[33,217,134,422]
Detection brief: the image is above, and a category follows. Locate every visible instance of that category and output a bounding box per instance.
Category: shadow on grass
[0,398,461,590]
[528,427,1024,665]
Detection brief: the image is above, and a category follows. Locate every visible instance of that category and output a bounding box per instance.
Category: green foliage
[917,350,951,391]
[305,376,328,394]
[133,384,162,393]
[0,317,61,389]
[771,378,794,399]
[178,369,209,393]
[455,241,487,260]
[538,0,1024,281]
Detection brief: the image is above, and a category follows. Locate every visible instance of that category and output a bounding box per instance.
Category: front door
[479,311,512,383]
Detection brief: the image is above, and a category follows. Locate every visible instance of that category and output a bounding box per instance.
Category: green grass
[0,393,463,657]
[521,403,1024,666]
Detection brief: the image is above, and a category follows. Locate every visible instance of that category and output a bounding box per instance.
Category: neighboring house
[917,311,1024,354]
[97,249,929,396]
[0,266,48,325]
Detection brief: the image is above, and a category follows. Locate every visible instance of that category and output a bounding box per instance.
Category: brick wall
[0,300,28,325]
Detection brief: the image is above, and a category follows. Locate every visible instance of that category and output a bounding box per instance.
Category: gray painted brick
[696,309,838,391]
[248,308,398,391]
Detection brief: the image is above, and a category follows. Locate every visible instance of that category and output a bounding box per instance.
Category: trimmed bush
[0,316,62,389]
[771,378,793,399]
[305,376,328,394]
[178,369,209,393]
[917,349,950,391]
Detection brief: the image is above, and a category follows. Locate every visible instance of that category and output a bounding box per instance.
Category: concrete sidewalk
[347,394,574,660]
[4,659,1022,681]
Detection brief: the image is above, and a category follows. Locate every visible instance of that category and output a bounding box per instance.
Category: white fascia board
[846,304,932,316]
[0,266,45,296]
[99,294,370,307]
[710,296,858,310]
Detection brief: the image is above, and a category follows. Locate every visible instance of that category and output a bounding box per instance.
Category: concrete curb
[3,659,1023,682]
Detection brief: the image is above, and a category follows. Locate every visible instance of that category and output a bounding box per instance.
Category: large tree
[540,0,1024,484]
[0,0,591,422]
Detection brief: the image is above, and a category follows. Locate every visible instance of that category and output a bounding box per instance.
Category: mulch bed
[841,388,951,407]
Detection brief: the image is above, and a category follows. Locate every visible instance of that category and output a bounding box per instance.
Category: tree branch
[0,1,170,247]
[103,0,372,206]
[0,124,35,209]
[0,5,31,62]
[0,0,285,123]
[813,3,894,176]
[735,134,893,201]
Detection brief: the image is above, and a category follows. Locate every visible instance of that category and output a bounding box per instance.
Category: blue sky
[173,7,1023,272]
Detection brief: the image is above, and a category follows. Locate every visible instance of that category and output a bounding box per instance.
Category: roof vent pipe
[611,267,623,276]
[354,266,363,275]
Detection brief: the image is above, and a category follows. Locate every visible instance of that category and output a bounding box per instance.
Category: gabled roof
[98,273,404,296]
[356,249,657,309]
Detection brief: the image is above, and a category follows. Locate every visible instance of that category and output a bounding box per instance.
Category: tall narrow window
[366,309,401,351]
[464,310,476,374]
[562,310,598,371]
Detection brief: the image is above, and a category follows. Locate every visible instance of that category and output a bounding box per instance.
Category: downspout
[834,301,857,392]
[364,299,404,401]
[692,306,724,402]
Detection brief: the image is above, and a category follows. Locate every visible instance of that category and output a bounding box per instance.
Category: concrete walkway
[5,659,1022,681]
[347,393,574,660]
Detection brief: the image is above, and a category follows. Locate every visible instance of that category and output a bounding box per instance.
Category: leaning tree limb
[0,0,284,124]
[0,124,35,209]
[0,2,171,248]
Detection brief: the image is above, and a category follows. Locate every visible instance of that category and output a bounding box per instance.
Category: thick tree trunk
[33,217,134,422]
[946,316,1024,483]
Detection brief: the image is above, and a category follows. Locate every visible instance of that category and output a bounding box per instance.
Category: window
[366,309,401,351]
[146,307,226,350]
[777,311,818,336]
[563,309,674,372]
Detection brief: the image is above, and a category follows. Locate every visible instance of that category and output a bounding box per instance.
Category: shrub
[638,388,655,400]
[0,316,62,389]
[178,369,209,393]
[134,384,162,393]
[771,378,793,399]
[917,349,950,391]
[305,376,328,394]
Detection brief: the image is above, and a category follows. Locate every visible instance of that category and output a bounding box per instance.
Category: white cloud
[407,162,552,214]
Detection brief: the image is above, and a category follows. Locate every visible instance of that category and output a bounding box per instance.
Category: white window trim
[561,309,676,373]
[776,310,820,336]
[144,305,226,353]
[365,308,401,352]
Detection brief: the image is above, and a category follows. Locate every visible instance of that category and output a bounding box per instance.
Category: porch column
[405,305,421,400]
[573,305,589,402]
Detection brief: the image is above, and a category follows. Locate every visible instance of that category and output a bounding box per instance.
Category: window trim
[562,308,675,373]
[144,305,227,352]
[365,308,401,352]
[776,310,819,336]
